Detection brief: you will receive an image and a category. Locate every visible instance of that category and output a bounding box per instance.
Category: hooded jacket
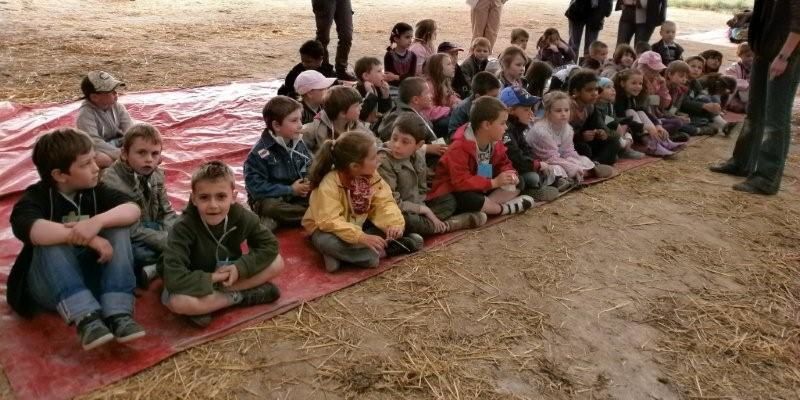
[102,160,179,251]
[158,202,279,297]
[301,110,367,154]
[427,123,515,200]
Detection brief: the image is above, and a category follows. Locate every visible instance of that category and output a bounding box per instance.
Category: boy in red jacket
[427,96,534,215]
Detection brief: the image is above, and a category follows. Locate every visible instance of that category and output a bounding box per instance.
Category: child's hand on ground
[384,226,404,240]
[492,171,517,188]
[216,265,239,287]
[384,72,400,82]
[66,218,103,246]
[291,178,312,197]
[211,270,230,283]
[426,143,447,155]
[359,234,387,254]
[88,236,114,263]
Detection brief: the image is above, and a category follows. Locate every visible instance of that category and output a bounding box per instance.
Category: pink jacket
[527,120,595,178]
[409,41,434,76]
[421,78,460,121]
[724,61,750,91]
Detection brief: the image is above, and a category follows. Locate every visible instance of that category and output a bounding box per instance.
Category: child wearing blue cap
[499,86,561,200]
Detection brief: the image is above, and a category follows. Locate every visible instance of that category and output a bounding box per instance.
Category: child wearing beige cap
[76,71,133,168]
[295,70,336,124]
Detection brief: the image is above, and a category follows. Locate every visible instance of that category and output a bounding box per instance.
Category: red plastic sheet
[0,81,724,399]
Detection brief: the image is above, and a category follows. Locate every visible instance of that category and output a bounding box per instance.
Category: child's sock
[501,195,534,215]
[224,291,243,305]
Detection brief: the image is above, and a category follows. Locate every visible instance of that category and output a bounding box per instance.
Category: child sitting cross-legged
[428,97,535,216]
[161,161,284,327]
[595,77,645,159]
[422,53,462,137]
[498,86,561,201]
[302,85,366,153]
[354,57,393,125]
[294,70,336,124]
[102,123,179,288]
[528,92,615,182]
[448,71,502,136]
[568,69,622,166]
[601,44,636,80]
[379,113,488,236]
[375,77,446,156]
[303,131,424,272]
[384,22,418,87]
[9,128,145,350]
[536,28,576,69]
[245,96,313,232]
[460,37,491,85]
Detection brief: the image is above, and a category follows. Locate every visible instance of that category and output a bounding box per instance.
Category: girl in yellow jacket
[302,131,424,272]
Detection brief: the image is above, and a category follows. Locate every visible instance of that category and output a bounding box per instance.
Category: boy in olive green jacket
[159,161,284,327]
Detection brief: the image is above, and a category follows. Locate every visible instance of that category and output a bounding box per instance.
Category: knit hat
[598,77,613,88]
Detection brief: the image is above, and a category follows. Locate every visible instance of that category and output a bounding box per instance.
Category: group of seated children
[10,17,744,351]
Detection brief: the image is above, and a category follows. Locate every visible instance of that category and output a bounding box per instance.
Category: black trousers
[311,0,353,72]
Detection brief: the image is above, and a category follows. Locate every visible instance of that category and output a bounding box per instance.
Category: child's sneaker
[722,121,738,137]
[528,186,559,202]
[106,314,146,343]
[445,212,488,231]
[76,312,114,350]
[593,164,615,178]
[501,195,534,215]
[239,282,281,307]
[554,177,574,192]
[386,233,424,257]
[620,148,645,159]
[323,254,342,272]
[136,264,158,289]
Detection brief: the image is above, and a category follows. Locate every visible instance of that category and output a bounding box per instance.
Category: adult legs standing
[568,19,586,56]
[616,6,636,45]
[312,0,353,76]
[471,0,503,51]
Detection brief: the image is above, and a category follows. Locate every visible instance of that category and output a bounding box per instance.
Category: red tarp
[0,81,705,400]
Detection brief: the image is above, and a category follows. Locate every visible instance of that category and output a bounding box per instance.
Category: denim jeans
[728,52,800,193]
[311,231,380,268]
[568,20,600,56]
[26,227,136,324]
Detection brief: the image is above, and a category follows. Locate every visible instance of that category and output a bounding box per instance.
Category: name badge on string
[478,162,493,179]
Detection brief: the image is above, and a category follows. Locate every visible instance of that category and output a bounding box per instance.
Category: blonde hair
[541,91,570,114]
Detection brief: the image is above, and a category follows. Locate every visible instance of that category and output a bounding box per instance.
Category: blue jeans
[26,227,136,324]
[728,52,800,192]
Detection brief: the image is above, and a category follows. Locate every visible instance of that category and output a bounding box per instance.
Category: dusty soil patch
[2,1,798,399]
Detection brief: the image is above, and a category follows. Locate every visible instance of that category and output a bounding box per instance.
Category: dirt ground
[2,0,799,399]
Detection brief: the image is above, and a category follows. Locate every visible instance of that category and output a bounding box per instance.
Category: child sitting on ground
[700,49,724,74]
[428,96,535,216]
[422,53,461,136]
[528,92,615,183]
[439,41,471,99]
[76,71,133,168]
[449,71,503,135]
[663,60,716,136]
[525,61,553,97]
[278,40,337,99]
[102,123,179,288]
[354,57,393,125]
[568,69,622,166]
[303,131,424,272]
[410,19,437,76]
[613,69,684,157]
[379,113,488,236]
[510,28,530,54]
[536,28,576,69]
[498,46,528,88]
[460,37,492,84]
[302,86,365,153]
[636,51,695,142]
[682,55,724,134]
[384,22,418,86]
[375,77,445,155]
[499,86,561,201]
[651,21,684,65]
[595,77,644,159]
[245,96,313,231]
[9,128,144,350]
[724,42,753,114]
[601,44,636,79]
[161,161,284,327]
[294,70,336,124]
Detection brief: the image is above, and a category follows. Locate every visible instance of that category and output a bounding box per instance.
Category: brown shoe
[445,212,488,231]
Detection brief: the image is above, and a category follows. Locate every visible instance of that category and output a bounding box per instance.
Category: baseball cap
[294,70,336,95]
[82,71,125,96]
[437,41,464,53]
[637,51,667,71]
[499,86,541,108]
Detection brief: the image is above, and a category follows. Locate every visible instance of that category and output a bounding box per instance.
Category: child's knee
[166,294,204,315]
[267,254,284,275]
[100,227,132,245]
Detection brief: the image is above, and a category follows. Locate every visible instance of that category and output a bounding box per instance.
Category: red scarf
[340,172,373,215]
